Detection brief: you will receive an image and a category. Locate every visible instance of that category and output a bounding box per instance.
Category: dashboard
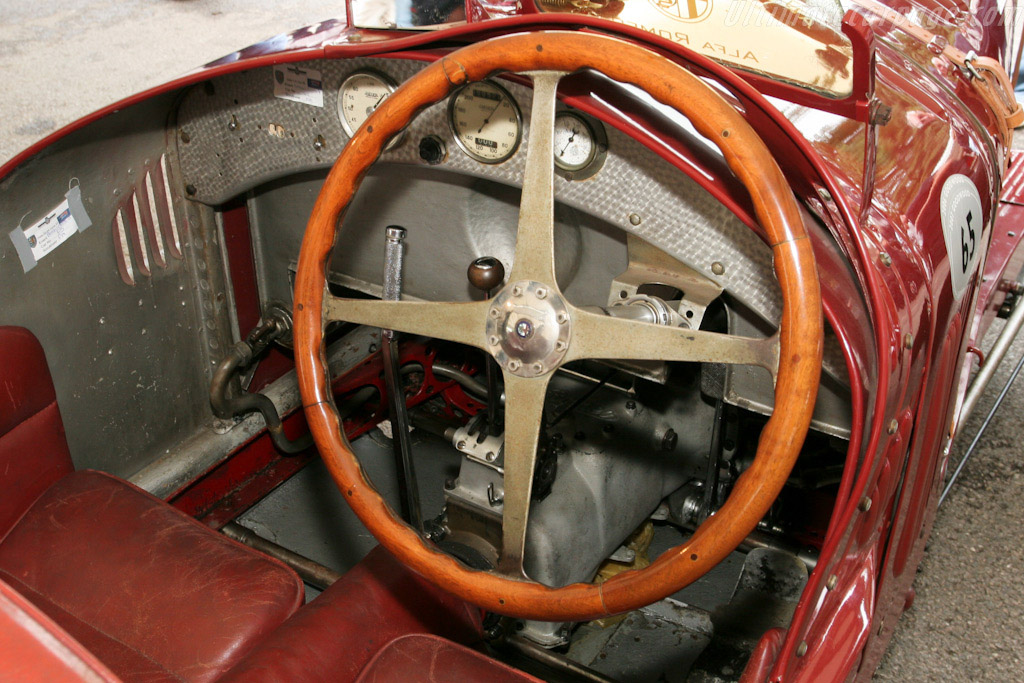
[174,56,850,436]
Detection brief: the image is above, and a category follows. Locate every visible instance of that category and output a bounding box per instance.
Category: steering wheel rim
[294,30,823,622]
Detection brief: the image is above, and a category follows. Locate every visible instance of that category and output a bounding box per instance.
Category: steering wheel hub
[486,280,570,377]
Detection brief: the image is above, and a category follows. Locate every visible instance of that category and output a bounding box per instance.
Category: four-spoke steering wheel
[294,31,823,622]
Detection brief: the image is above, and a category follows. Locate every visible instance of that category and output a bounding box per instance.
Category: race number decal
[940,174,984,301]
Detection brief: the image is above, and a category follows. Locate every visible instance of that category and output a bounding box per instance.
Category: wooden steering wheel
[294,31,823,622]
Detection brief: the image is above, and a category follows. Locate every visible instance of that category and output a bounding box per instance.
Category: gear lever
[468,257,505,436]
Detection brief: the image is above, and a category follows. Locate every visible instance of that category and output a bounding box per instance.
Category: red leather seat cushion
[0,471,304,683]
[0,577,120,683]
[220,546,484,683]
[355,634,541,683]
[0,327,73,537]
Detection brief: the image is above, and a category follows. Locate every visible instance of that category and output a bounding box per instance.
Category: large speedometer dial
[448,80,522,164]
[338,69,399,142]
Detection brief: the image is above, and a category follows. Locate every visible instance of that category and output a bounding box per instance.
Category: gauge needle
[373,92,388,109]
[559,128,578,156]
[477,100,503,133]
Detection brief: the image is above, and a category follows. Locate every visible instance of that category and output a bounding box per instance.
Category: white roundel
[940,174,984,301]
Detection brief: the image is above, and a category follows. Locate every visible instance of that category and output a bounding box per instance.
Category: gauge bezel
[337,68,402,146]
[553,109,607,181]
[447,79,523,164]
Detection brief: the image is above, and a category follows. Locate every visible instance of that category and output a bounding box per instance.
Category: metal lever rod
[940,347,1024,506]
[381,226,423,532]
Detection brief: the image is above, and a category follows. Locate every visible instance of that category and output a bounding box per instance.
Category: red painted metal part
[171,341,483,527]
[974,151,1024,343]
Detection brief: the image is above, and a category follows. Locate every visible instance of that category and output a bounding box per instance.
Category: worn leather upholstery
[220,546,484,682]
[354,634,542,682]
[0,326,74,537]
[0,471,304,683]
[0,576,121,683]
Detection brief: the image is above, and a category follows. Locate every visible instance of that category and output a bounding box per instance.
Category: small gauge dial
[338,70,398,138]
[553,112,597,172]
[448,81,522,164]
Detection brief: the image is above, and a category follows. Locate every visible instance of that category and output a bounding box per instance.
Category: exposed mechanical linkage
[209,305,314,455]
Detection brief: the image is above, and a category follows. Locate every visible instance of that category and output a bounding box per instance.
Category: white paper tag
[273,65,324,108]
[939,174,984,301]
[25,200,79,261]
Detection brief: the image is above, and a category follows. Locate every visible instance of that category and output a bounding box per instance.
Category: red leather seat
[219,546,484,682]
[0,327,304,682]
[355,634,542,682]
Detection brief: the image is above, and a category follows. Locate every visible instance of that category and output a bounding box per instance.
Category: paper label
[939,174,984,301]
[273,65,324,108]
[25,200,79,261]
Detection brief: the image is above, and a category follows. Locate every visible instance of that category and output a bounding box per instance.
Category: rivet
[536,287,547,299]
[711,262,725,276]
[879,252,892,267]
[507,360,521,371]
[1009,231,1017,238]
[227,115,238,131]
[625,400,636,410]
[888,419,898,434]
[796,641,808,657]
[556,312,569,324]
[313,135,326,152]
[904,333,914,349]
[859,496,872,512]
[818,187,833,203]
[185,184,197,196]
[179,129,191,144]
[628,213,642,226]
[826,574,838,590]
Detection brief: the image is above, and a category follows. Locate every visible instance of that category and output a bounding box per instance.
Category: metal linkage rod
[941,348,1024,506]
[381,225,423,531]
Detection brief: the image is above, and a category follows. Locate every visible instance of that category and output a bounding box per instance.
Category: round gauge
[448,80,522,164]
[338,70,398,139]
[553,111,597,172]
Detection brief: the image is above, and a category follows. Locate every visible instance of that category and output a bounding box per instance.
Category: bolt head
[536,287,547,299]
[556,312,569,324]
[859,496,872,512]
[488,335,500,347]
[532,362,544,373]
[888,419,898,435]
[826,574,838,590]
[489,307,500,318]
[628,213,642,226]
[507,360,521,371]
[711,261,725,276]
[796,641,808,657]
[515,319,534,339]
[555,340,567,352]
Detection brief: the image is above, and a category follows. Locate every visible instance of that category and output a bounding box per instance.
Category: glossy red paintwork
[2,0,1022,680]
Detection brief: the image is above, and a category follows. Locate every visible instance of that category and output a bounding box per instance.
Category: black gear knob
[467,256,505,294]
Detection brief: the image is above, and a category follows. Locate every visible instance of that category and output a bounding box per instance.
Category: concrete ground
[1,2,1023,680]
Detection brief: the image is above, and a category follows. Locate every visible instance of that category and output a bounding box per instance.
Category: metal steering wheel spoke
[496,371,552,578]
[507,71,564,287]
[324,295,490,351]
[565,307,780,377]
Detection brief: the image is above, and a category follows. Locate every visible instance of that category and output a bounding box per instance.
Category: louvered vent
[112,154,185,285]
